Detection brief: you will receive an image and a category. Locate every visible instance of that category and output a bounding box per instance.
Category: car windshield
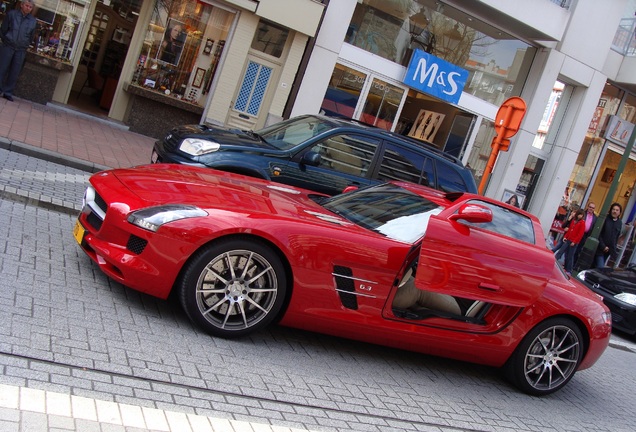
[321,184,443,243]
[256,116,335,150]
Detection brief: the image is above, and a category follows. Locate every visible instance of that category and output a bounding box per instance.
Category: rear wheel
[505,317,583,396]
[178,238,286,338]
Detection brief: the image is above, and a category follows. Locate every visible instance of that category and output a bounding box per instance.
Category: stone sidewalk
[0,96,154,171]
[1,98,310,431]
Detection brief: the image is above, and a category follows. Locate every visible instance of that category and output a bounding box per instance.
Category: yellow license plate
[73,220,85,245]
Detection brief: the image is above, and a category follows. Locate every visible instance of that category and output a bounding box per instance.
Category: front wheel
[505,317,583,396]
[178,238,287,338]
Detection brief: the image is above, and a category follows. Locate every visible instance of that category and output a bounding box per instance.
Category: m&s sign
[403,49,468,105]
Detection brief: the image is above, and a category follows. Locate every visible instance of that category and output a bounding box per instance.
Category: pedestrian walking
[594,202,623,268]
[574,201,597,263]
[552,210,576,254]
[0,0,36,102]
[553,209,585,274]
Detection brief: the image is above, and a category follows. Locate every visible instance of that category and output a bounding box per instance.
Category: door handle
[479,283,502,292]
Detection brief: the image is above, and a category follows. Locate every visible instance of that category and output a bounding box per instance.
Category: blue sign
[403,49,469,105]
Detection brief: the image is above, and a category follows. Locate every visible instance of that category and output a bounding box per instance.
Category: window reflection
[27,0,93,63]
[360,78,404,130]
[251,20,289,58]
[131,0,233,106]
[565,84,623,211]
[320,64,366,118]
[462,200,536,244]
[465,118,496,187]
[347,0,535,106]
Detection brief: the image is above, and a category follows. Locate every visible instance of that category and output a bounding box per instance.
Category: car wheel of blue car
[178,237,287,338]
[505,317,583,396]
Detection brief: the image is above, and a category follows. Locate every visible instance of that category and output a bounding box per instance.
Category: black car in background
[151,114,477,196]
[577,266,636,336]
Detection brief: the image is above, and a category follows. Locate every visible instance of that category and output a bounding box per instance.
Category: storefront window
[131,0,234,106]
[465,117,496,187]
[565,85,623,211]
[359,78,405,131]
[320,63,366,119]
[251,20,288,58]
[17,0,91,63]
[346,0,534,106]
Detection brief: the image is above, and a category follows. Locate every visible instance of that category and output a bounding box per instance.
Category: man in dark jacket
[0,0,36,102]
[594,202,623,268]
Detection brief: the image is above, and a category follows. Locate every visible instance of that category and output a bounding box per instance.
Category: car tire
[177,237,287,338]
[504,317,583,396]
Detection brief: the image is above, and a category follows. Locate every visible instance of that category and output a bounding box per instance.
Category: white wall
[290,0,358,117]
[558,0,627,71]
[256,0,324,36]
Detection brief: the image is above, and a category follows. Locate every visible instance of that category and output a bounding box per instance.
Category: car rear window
[377,142,435,188]
[436,163,468,193]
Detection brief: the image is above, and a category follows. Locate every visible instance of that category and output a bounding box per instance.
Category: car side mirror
[301,151,321,166]
[449,203,493,223]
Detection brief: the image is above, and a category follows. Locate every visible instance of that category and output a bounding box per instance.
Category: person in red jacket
[553,209,585,274]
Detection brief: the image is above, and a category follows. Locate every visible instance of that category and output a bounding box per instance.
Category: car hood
[109,164,351,225]
[583,266,636,295]
[168,124,279,151]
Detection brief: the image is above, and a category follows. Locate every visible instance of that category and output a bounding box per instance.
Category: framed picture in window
[158,18,186,66]
[502,189,524,208]
[192,67,205,88]
[601,167,616,184]
[408,109,445,142]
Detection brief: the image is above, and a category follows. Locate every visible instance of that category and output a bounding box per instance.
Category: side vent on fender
[333,265,358,310]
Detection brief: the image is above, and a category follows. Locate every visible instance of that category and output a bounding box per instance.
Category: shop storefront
[549,83,636,264]
[5,0,323,138]
[316,0,536,195]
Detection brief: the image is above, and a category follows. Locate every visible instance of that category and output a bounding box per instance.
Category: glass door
[321,63,367,119]
[358,77,406,131]
[321,63,407,131]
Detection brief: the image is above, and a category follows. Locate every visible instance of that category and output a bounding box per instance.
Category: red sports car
[73,164,611,395]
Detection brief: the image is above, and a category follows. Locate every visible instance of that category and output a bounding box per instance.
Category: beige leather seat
[393,274,461,315]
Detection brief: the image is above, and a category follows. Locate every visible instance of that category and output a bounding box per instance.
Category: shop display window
[320,64,366,119]
[12,0,91,63]
[347,0,535,106]
[131,0,234,106]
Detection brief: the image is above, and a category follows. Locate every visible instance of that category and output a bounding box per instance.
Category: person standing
[552,209,576,253]
[0,0,36,102]
[594,202,623,268]
[574,201,597,263]
[553,209,585,274]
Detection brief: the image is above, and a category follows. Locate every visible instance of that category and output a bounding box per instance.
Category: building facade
[7,0,636,256]
[2,0,324,138]
[291,0,636,246]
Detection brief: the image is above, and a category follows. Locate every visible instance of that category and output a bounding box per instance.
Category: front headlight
[615,292,636,306]
[127,205,207,232]
[179,138,221,156]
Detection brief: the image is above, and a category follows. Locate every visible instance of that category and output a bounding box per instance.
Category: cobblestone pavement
[1,149,636,432]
